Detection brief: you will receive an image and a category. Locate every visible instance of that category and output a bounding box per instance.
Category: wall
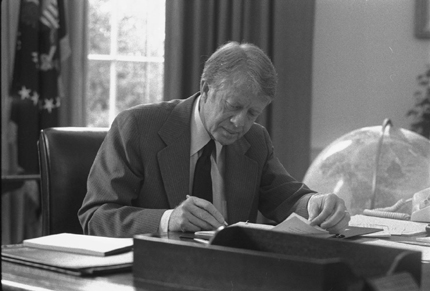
[311,0,430,159]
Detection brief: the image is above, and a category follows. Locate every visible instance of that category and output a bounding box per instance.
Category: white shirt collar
[190,95,223,161]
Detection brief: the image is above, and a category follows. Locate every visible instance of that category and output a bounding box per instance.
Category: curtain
[1,0,41,244]
[59,1,88,127]
[164,0,316,181]
[1,0,87,244]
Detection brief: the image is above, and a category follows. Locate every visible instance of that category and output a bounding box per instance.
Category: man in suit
[78,42,350,237]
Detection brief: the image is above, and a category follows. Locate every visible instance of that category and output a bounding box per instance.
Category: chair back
[38,127,108,235]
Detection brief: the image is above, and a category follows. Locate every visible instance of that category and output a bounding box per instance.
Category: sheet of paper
[349,215,428,236]
[272,213,331,237]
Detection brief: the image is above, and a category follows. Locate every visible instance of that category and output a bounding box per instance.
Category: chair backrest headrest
[38,127,108,235]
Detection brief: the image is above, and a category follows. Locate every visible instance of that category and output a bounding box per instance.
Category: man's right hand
[168,195,226,232]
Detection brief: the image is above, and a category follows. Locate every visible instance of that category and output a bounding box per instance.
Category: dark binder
[133,226,421,291]
[1,244,133,276]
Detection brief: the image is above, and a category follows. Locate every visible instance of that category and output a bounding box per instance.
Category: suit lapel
[157,95,196,208]
[224,138,259,223]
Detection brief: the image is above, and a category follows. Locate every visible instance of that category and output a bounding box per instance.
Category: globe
[303,119,430,215]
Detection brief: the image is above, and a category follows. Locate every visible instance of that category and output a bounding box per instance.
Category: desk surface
[2,232,430,291]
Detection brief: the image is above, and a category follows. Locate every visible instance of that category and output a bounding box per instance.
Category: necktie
[192,139,215,202]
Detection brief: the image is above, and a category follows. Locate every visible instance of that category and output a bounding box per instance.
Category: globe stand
[370,118,392,210]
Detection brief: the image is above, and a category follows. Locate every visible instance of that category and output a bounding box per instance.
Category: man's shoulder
[246,122,269,139]
[125,99,182,115]
[116,97,191,123]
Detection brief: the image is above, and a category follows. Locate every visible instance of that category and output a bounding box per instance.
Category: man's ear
[200,80,210,101]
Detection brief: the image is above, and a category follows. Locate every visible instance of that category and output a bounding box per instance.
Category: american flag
[40,0,60,29]
[9,0,69,174]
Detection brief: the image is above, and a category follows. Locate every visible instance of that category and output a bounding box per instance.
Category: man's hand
[169,195,226,232]
[307,193,350,234]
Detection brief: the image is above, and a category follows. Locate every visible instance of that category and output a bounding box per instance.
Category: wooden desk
[2,233,430,291]
[2,260,190,291]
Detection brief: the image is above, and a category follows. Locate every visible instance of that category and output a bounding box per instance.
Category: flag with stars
[10,0,70,174]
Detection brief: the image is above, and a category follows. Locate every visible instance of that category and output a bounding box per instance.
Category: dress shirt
[159,96,227,232]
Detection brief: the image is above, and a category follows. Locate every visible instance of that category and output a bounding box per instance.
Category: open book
[194,213,381,241]
[195,213,330,240]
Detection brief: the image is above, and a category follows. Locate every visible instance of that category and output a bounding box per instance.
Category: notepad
[23,233,133,257]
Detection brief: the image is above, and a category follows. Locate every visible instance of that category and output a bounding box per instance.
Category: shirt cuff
[159,209,174,233]
[295,193,315,219]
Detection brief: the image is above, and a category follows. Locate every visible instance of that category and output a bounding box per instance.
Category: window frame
[87,0,165,126]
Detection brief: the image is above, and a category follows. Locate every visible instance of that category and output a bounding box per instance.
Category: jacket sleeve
[255,126,316,222]
[78,109,166,237]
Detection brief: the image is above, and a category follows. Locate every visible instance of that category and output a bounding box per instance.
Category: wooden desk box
[133,226,422,291]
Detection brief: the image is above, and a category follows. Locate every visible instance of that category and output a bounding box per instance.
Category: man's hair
[201,41,278,99]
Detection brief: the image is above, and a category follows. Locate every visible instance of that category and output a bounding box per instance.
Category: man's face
[199,82,270,145]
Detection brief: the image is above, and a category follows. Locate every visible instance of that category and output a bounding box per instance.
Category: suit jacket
[78,93,315,237]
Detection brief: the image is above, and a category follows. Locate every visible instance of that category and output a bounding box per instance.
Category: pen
[193,238,209,244]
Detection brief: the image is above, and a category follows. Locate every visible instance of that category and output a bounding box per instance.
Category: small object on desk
[411,187,430,223]
[193,231,215,240]
[362,209,411,220]
[193,238,209,244]
[411,205,430,223]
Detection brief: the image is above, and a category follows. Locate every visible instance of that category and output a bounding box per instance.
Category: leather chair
[38,127,108,235]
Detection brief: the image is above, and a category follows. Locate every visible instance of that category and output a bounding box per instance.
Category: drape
[1,0,87,244]
[59,1,89,127]
[1,0,41,244]
[164,0,315,181]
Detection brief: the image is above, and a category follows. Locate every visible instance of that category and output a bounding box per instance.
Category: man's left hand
[307,193,350,234]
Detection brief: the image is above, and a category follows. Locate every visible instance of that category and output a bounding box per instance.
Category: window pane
[116,61,163,113]
[116,62,145,113]
[148,62,164,101]
[88,0,111,55]
[117,0,165,57]
[87,0,165,127]
[87,61,110,127]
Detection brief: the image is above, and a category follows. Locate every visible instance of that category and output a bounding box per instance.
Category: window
[87,0,165,127]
